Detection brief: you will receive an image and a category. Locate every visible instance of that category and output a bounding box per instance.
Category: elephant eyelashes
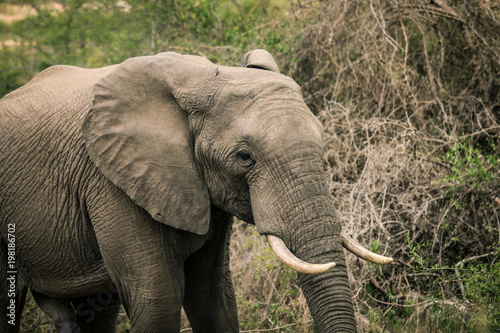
[237,151,256,168]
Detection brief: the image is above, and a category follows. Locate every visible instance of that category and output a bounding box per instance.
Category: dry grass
[229,222,314,332]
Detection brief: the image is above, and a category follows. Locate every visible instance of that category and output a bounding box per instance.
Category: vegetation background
[1,0,499,331]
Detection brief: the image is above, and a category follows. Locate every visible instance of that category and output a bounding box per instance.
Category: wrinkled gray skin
[0,50,356,332]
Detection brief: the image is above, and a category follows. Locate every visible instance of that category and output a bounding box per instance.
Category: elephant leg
[72,290,121,333]
[0,237,27,333]
[87,188,192,332]
[32,291,80,333]
[102,252,185,332]
[183,212,239,333]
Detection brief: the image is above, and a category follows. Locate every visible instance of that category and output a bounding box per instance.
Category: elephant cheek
[248,185,281,236]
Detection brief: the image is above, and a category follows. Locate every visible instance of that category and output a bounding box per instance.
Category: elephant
[0,49,392,333]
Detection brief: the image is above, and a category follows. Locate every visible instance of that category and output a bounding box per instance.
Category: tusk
[341,231,393,265]
[266,235,336,274]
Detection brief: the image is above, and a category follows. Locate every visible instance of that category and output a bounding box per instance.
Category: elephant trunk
[276,197,357,332]
[289,198,357,332]
[297,240,356,332]
[250,147,358,332]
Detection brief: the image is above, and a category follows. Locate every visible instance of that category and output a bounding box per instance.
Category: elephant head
[82,50,391,332]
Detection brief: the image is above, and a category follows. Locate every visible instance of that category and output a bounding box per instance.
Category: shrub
[281,0,499,330]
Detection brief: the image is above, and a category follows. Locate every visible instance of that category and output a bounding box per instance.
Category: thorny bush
[281,0,499,331]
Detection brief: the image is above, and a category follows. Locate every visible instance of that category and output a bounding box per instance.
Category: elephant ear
[82,55,214,235]
[240,49,280,73]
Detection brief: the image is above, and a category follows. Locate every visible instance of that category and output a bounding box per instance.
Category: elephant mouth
[266,233,393,274]
[218,193,253,224]
[232,199,254,224]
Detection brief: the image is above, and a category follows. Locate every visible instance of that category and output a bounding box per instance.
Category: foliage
[0,0,291,97]
[437,135,500,329]
[230,222,314,332]
[442,136,500,198]
[20,292,53,332]
[406,234,499,332]
[462,253,500,330]
[284,0,499,331]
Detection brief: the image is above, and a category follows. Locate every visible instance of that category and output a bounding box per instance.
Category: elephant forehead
[211,72,308,119]
[247,104,323,144]
[217,66,302,97]
[207,99,323,155]
[202,67,323,145]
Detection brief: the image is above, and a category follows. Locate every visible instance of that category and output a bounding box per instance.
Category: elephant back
[0,64,115,210]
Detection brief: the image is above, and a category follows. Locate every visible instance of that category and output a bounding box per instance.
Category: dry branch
[280,0,500,328]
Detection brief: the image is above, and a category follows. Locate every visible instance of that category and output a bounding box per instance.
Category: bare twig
[454,251,498,298]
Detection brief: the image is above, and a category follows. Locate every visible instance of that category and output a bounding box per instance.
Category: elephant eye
[237,151,255,168]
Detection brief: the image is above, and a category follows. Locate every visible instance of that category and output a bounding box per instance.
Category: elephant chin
[265,233,392,274]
